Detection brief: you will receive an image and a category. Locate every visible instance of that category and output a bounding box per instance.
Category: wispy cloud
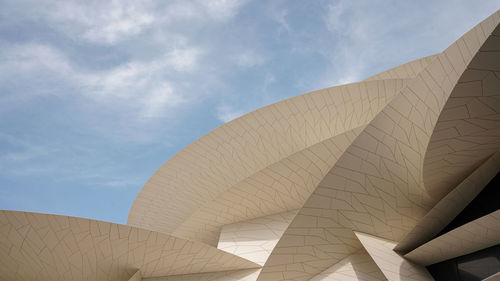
[0,133,59,179]
[1,0,498,222]
[324,1,348,33]
[165,47,203,72]
[0,132,141,190]
[263,73,275,92]
[0,0,255,124]
[197,0,250,21]
[30,0,251,45]
[234,50,266,68]
[216,104,246,123]
[80,46,204,119]
[272,9,290,31]
[96,178,143,189]
[0,43,72,78]
[0,42,200,120]
[141,82,184,118]
[318,0,500,87]
[320,0,378,85]
[0,133,56,163]
[46,0,156,44]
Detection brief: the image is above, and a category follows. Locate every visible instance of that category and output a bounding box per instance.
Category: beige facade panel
[217,210,298,266]
[404,209,500,266]
[363,55,438,82]
[310,249,387,281]
[142,269,262,281]
[422,22,500,200]
[396,152,500,253]
[0,211,259,281]
[2,9,500,281]
[129,271,142,281]
[128,78,408,238]
[173,127,365,246]
[354,232,433,281]
[256,11,500,281]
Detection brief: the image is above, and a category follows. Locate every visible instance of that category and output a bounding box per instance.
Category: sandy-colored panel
[217,211,298,266]
[129,270,142,281]
[396,152,500,253]
[0,211,259,281]
[173,126,365,246]
[256,11,500,281]
[310,249,387,281]
[354,232,433,281]
[405,209,500,266]
[422,27,500,200]
[363,55,438,82]
[2,10,499,281]
[142,269,262,281]
[128,78,408,240]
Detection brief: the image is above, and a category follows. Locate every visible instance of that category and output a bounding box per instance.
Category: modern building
[1,9,499,281]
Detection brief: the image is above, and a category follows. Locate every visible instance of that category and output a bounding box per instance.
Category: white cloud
[0,133,56,163]
[141,82,184,118]
[85,61,149,99]
[0,43,198,120]
[99,178,142,189]
[216,104,245,123]
[197,0,250,21]
[273,9,290,31]
[80,57,190,119]
[319,0,500,89]
[165,47,202,72]
[261,72,275,93]
[0,132,142,188]
[317,0,386,87]
[47,0,155,44]
[325,1,348,33]
[163,1,201,20]
[33,0,251,45]
[0,133,60,180]
[0,43,76,103]
[234,50,266,67]
[79,46,202,118]
[0,43,72,76]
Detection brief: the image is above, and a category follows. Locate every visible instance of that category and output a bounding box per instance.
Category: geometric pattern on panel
[404,209,500,266]
[172,127,369,246]
[141,269,262,281]
[129,271,142,281]
[130,77,408,244]
[217,211,299,266]
[173,127,370,246]
[354,232,434,281]
[395,152,500,253]
[363,54,438,82]
[310,249,387,281]
[422,26,500,200]
[0,211,260,281]
[1,9,499,281]
[255,11,500,280]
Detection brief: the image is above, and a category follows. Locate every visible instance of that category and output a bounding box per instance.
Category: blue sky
[1,0,498,224]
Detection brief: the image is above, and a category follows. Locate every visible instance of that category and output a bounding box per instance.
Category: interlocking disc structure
[1,10,499,281]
